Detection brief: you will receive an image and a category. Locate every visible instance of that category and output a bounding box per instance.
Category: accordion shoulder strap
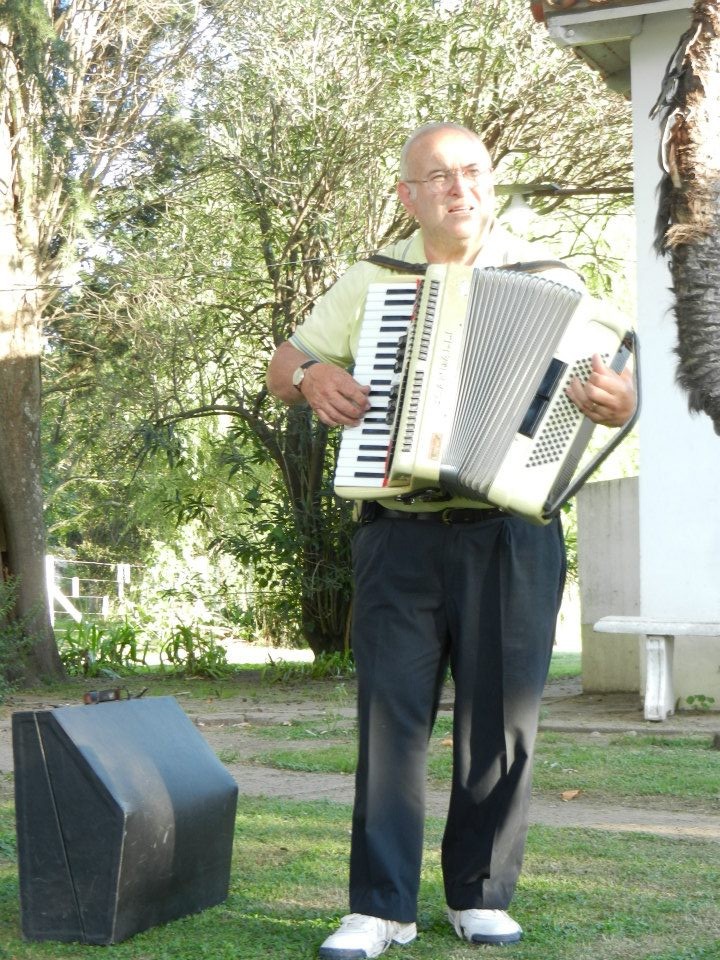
[365,253,427,274]
[366,253,579,280]
[499,258,576,275]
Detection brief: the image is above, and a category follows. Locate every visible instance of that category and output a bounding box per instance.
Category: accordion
[333,263,636,523]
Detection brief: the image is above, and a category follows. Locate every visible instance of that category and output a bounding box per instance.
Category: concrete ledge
[595,617,720,637]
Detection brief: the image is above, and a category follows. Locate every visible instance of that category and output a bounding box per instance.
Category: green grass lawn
[1,657,718,959]
[0,797,717,960]
[546,651,581,680]
[533,732,720,808]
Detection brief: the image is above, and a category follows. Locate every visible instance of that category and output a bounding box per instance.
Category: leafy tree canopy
[39,0,633,654]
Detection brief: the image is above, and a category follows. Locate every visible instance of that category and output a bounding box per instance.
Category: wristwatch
[292,358,319,392]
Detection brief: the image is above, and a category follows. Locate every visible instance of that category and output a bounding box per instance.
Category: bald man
[268,122,634,958]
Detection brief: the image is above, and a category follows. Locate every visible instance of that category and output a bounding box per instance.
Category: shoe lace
[340,913,380,932]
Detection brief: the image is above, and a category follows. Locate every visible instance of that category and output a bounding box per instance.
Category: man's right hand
[298,363,371,427]
[266,341,371,427]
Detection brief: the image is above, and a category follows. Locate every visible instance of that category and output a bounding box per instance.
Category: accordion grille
[442,269,581,497]
[526,355,598,467]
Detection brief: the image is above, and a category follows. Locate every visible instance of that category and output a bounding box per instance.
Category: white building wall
[631,12,720,631]
[577,478,640,693]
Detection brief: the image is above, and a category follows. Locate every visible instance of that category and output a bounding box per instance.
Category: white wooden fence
[45,555,134,625]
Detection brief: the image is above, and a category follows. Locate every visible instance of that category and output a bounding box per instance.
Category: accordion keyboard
[334,281,419,491]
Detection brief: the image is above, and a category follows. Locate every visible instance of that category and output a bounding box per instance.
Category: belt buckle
[441,508,453,525]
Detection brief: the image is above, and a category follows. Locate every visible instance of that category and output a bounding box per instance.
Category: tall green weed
[57,619,148,677]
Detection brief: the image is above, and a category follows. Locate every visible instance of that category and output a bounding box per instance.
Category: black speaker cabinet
[12,696,238,944]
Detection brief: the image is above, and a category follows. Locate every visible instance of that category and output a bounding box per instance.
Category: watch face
[293,359,317,389]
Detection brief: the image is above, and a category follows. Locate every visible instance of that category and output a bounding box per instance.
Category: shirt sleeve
[289,232,426,367]
[290,262,378,368]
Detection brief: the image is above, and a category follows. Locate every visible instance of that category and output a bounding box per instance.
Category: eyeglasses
[403,165,494,194]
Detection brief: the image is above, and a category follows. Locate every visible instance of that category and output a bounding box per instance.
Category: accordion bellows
[334,264,631,523]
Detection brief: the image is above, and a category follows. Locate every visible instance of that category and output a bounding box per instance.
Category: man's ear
[397,181,416,217]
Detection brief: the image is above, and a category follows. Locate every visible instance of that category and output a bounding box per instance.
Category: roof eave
[535,0,693,97]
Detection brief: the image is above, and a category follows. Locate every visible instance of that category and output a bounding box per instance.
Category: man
[267,122,635,958]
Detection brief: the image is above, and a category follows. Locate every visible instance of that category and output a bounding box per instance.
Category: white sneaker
[447,907,522,944]
[319,913,417,959]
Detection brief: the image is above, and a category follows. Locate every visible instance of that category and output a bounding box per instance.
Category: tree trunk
[283,406,354,657]
[0,354,63,680]
[0,107,63,682]
[298,512,353,658]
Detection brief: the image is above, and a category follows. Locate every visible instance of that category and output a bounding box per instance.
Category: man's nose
[447,171,471,195]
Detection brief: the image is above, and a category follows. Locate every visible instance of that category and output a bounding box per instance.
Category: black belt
[364,503,508,525]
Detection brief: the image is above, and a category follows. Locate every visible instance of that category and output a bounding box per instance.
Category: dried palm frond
[652,1,720,435]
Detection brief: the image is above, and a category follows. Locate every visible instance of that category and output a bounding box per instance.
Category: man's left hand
[565,353,636,427]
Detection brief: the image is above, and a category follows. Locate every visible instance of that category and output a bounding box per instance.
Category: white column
[631,12,720,623]
[628,11,720,705]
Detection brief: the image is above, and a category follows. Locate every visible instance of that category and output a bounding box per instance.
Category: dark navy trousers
[348,513,566,922]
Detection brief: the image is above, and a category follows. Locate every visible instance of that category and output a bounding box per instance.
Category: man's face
[397,128,495,262]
